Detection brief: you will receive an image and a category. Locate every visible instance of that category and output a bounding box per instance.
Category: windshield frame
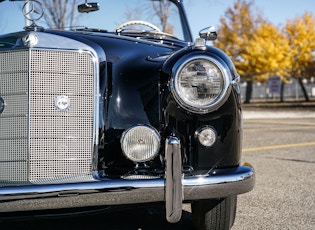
[75,0,193,42]
[168,0,193,42]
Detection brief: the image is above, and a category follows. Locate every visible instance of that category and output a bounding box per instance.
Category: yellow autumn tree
[242,22,292,82]
[285,12,315,101]
[213,0,264,103]
[240,22,293,102]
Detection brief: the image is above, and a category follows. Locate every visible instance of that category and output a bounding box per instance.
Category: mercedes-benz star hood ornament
[23,0,44,31]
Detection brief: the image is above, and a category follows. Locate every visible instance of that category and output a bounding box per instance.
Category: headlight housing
[170,55,232,113]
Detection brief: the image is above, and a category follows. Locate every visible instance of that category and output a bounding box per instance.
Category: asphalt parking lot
[232,108,315,230]
[2,107,315,230]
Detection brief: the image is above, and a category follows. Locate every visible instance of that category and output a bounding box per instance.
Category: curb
[243,110,315,119]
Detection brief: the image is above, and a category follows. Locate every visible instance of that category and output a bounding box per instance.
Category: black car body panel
[0,0,254,227]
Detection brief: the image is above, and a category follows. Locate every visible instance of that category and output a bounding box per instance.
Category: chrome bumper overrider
[0,165,254,213]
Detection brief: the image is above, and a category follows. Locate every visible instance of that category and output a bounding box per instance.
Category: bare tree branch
[152,0,172,33]
[40,0,78,30]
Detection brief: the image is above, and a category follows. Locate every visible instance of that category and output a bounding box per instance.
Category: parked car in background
[0,0,254,229]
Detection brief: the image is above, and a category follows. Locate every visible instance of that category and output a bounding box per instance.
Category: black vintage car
[0,0,254,229]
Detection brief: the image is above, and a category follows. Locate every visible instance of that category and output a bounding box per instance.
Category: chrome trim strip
[29,48,100,174]
[27,48,31,182]
[0,166,255,213]
[165,137,182,223]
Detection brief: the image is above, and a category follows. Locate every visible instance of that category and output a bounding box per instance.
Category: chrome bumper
[0,137,255,222]
[0,165,254,212]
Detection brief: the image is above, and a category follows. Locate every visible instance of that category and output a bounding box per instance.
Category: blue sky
[185,0,315,39]
[0,0,314,39]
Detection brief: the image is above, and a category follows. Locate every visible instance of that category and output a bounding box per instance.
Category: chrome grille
[0,49,97,185]
[0,50,29,184]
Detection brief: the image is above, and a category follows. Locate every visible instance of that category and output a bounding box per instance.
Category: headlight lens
[171,56,231,113]
[121,125,160,163]
[195,126,217,147]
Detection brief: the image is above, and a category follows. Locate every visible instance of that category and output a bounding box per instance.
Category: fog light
[121,125,160,162]
[195,126,217,147]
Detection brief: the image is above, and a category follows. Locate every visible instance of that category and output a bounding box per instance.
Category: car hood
[46,30,187,131]
[48,30,186,59]
[0,30,185,132]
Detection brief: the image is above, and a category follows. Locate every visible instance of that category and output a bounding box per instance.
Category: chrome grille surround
[0,48,98,185]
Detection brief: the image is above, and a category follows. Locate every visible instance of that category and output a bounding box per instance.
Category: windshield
[72,0,189,41]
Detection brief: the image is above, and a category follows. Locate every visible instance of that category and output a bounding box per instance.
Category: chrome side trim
[165,137,182,223]
[0,165,255,213]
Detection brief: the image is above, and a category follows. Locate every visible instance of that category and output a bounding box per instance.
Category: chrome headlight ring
[170,55,232,114]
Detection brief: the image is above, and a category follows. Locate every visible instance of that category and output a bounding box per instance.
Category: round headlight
[121,125,160,163]
[171,55,231,113]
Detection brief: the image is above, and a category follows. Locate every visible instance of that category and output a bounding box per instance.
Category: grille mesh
[0,49,97,185]
[0,50,29,184]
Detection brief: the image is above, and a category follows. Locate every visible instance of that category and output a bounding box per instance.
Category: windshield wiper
[72,27,108,33]
[118,29,178,40]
